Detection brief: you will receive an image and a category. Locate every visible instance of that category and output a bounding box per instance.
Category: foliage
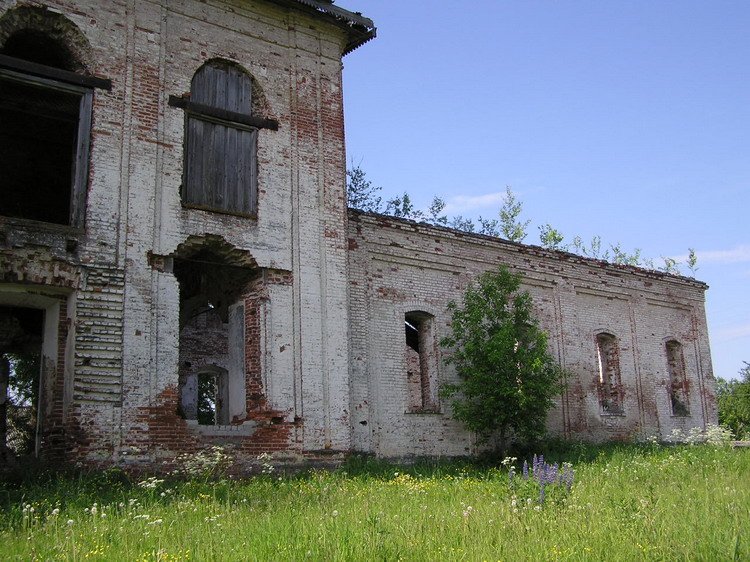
[384,192,422,221]
[498,185,530,242]
[450,215,476,232]
[196,375,216,426]
[0,445,748,560]
[170,446,233,482]
[477,216,500,236]
[346,164,383,213]
[538,223,565,250]
[426,196,448,226]
[659,423,734,446]
[346,165,698,277]
[717,362,750,439]
[687,248,699,276]
[440,267,565,449]
[660,256,681,275]
[4,352,40,455]
[5,352,39,407]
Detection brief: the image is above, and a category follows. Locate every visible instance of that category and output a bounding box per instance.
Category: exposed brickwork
[0,0,716,471]
[347,211,717,454]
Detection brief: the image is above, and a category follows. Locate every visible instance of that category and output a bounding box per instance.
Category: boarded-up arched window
[665,340,689,416]
[183,61,256,215]
[168,60,277,216]
[596,332,623,414]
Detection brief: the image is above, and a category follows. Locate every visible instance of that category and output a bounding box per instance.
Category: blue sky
[341,1,749,380]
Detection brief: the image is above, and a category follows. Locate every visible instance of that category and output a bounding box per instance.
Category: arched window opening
[169,60,277,216]
[405,311,438,412]
[0,21,108,226]
[666,340,689,416]
[596,332,623,414]
[2,29,76,70]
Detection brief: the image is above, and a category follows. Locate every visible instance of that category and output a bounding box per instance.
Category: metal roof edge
[267,0,376,55]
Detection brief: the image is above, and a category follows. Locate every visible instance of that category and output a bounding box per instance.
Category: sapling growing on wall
[440,266,565,453]
[498,186,530,242]
[346,163,383,213]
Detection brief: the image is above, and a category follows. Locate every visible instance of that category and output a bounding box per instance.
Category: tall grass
[1,444,748,561]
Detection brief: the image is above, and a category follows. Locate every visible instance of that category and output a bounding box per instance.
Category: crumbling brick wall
[0,0,359,470]
[347,211,717,456]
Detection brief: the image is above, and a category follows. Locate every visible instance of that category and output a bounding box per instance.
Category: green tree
[478,216,500,237]
[499,186,530,242]
[717,362,750,439]
[426,196,449,226]
[384,192,424,221]
[538,224,565,250]
[687,248,699,276]
[346,164,383,213]
[440,267,565,451]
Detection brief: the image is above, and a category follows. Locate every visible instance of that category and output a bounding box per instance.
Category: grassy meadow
[1,444,748,561]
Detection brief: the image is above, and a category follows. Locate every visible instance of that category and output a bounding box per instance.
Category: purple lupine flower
[522,460,529,480]
[539,483,546,504]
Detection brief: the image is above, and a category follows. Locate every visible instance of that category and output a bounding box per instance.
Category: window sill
[0,215,83,235]
[599,411,626,418]
[181,202,257,220]
[185,419,257,436]
[405,408,442,415]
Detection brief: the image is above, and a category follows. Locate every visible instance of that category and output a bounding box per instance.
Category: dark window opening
[173,238,256,426]
[0,31,92,226]
[666,340,690,416]
[197,370,217,425]
[1,29,77,70]
[196,368,230,426]
[0,307,44,459]
[405,311,438,412]
[596,332,623,414]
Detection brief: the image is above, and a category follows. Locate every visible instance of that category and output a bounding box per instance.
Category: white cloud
[443,191,507,214]
[674,245,750,265]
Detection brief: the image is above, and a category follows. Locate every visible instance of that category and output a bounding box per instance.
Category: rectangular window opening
[596,333,623,415]
[405,312,438,413]
[0,69,91,226]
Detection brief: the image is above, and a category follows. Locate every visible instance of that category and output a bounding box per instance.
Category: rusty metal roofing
[269,0,376,54]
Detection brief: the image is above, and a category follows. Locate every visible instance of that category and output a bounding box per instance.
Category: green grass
[1,444,748,561]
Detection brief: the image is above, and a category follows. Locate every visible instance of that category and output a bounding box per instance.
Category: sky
[340,0,749,380]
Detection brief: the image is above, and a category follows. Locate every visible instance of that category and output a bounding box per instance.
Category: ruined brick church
[0,0,716,470]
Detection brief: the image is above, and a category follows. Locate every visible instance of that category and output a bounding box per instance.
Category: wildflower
[332,510,339,517]
[67,520,74,526]
[501,456,517,467]
[51,508,60,517]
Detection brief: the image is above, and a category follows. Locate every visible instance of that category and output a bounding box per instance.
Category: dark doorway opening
[0,306,44,458]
